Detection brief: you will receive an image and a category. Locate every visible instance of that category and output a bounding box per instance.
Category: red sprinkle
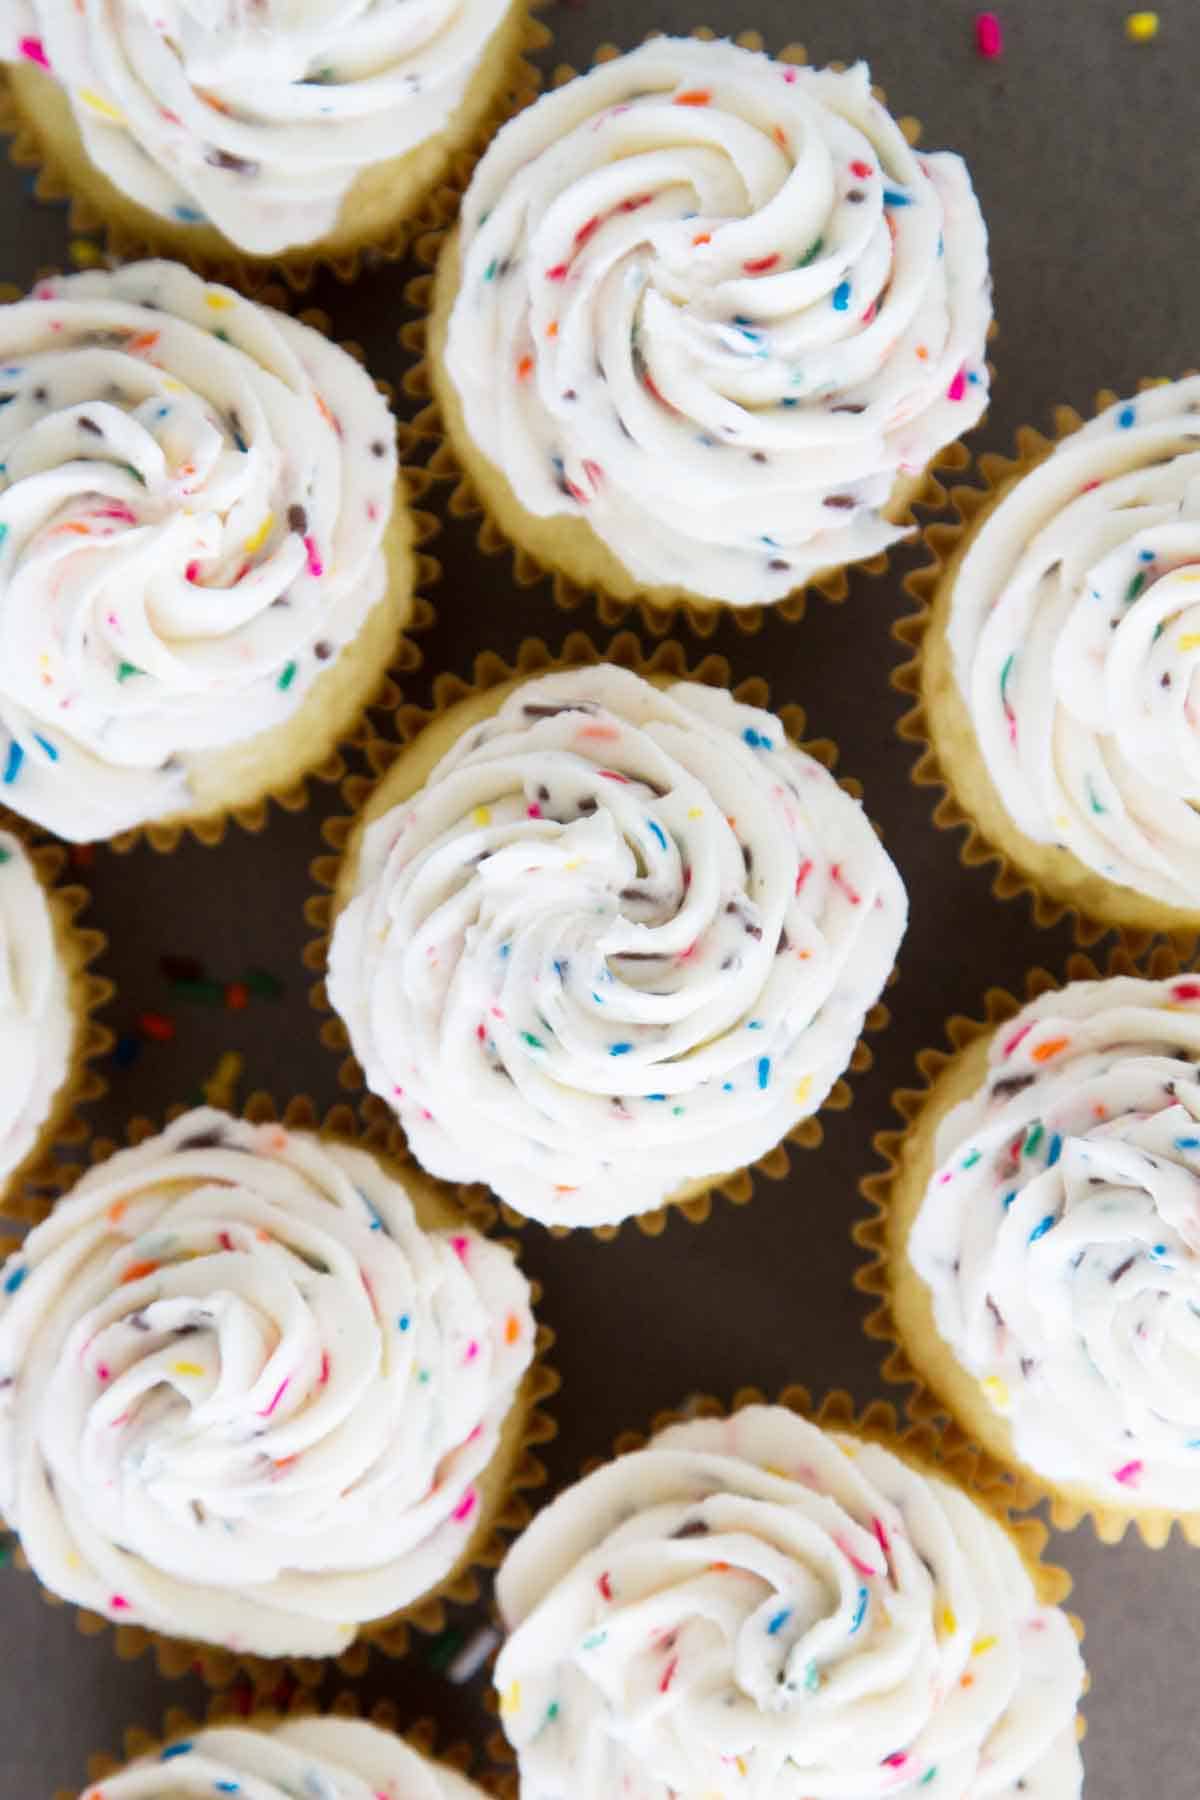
[185,561,200,583]
[545,263,570,282]
[795,858,814,894]
[582,459,605,488]
[218,1231,235,1252]
[743,253,780,275]
[574,217,601,248]
[516,354,534,382]
[224,981,249,1011]
[137,1010,175,1042]
[1172,982,1200,1002]
[659,1656,679,1693]
[527,803,542,819]
[619,194,653,213]
[975,11,1003,57]
[831,863,862,905]
[597,1571,613,1601]
[318,1352,331,1386]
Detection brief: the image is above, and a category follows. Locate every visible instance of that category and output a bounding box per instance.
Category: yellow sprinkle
[78,88,127,124]
[687,807,704,819]
[940,1607,958,1638]
[242,513,274,556]
[162,378,183,395]
[1178,633,1200,652]
[793,1075,813,1106]
[471,805,491,827]
[982,1375,1011,1412]
[500,1681,521,1717]
[203,1050,243,1111]
[735,1759,748,1777]
[1125,10,1160,40]
[1176,571,1200,583]
[972,1635,998,1656]
[66,1552,82,1571]
[564,859,582,872]
[172,1361,204,1377]
[69,238,105,269]
[765,1464,791,1479]
[205,290,235,311]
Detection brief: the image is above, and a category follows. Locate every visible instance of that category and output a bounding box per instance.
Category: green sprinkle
[418,1367,431,1384]
[0,523,8,546]
[804,1661,820,1692]
[277,660,297,692]
[116,660,142,682]
[171,978,224,1006]
[122,463,145,485]
[797,236,824,268]
[1024,1121,1045,1157]
[520,1030,546,1051]
[1126,570,1146,603]
[484,258,499,281]
[546,1703,559,1722]
[581,1631,608,1650]
[0,1534,12,1568]
[213,329,230,343]
[0,846,10,866]
[245,967,284,999]
[426,1626,465,1672]
[672,1105,685,1116]
[962,1148,981,1168]
[999,651,1016,702]
[920,1772,938,1788]
[1086,778,1106,816]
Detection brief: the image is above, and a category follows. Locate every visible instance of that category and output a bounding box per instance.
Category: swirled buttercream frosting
[910,975,1200,1512]
[0,259,398,842]
[3,0,516,257]
[327,665,907,1228]
[442,37,991,606]
[946,376,1200,912]
[0,830,73,1188]
[494,1405,1085,1798]
[80,1718,487,1799]
[0,1107,535,1657]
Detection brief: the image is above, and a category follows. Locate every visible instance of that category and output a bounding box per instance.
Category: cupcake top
[0,1107,534,1658]
[4,0,514,258]
[0,260,397,842]
[444,37,991,606]
[910,975,1200,1513]
[495,1404,1085,1798]
[328,664,906,1228]
[80,1717,486,1799]
[0,829,74,1188]
[946,375,1200,913]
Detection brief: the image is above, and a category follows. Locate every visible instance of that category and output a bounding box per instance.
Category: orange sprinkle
[675,88,712,106]
[272,1455,299,1474]
[106,1201,128,1225]
[692,231,712,246]
[315,392,337,430]
[120,1259,160,1284]
[772,124,788,149]
[546,320,559,339]
[709,1561,731,1572]
[517,354,534,381]
[505,1312,522,1345]
[1092,1102,1108,1120]
[915,345,929,361]
[960,1673,975,1689]
[127,331,160,355]
[553,1183,578,1193]
[56,521,92,536]
[1031,1036,1070,1063]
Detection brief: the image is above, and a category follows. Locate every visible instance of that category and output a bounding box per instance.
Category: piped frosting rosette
[494,1404,1085,1798]
[4,0,517,259]
[442,38,991,607]
[80,1718,487,1800]
[910,975,1200,1514]
[0,1107,535,1659]
[326,665,907,1229]
[946,376,1200,913]
[0,259,398,843]
[0,828,73,1189]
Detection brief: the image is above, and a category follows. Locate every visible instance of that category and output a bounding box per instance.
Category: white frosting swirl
[327,665,906,1228]
[947,375,1200,912]
[910,974,1200,1512]
[0,1107,534,1658]
[0,829,73,1189]
[80,1717,487,1799]
[4,0,515,257]
[495,1405,1084,1799]
[0,259,398,843]
[444,38,991,607]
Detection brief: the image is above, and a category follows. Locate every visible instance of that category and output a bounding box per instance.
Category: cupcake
[0,1106,545,1666]
[78,1716,488,1800]
[0,259,417,847]
[1,1,536,275]
[912,375,1200,937]
[324,660,906,1231]
[426,36,992,616]
[0,820,110,1220]
[873,969,1200,1545]
[494,1399,1086,1795]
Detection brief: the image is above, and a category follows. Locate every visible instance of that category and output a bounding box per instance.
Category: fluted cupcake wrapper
[63,1688,496,1800]
[895,376,1200,951]
[5,1089,559,1689]
[400,26,975,641]
[854,939,1200,1550]
[0,812,114,1225]
[0,7,549,295]
[481,1382,1087,1795]
[303,623,894,1243]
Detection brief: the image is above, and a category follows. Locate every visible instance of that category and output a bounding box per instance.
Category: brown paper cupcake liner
[303,624,894,1242]
[894,377,1200,951]
[5,1089,559,1689]
[62,1689,493,1800]
[0,811,114,1225]
[0,7,550,295]
[482,1382,1086,1794]
[854,938,1200,1550]
[401,27,975,640]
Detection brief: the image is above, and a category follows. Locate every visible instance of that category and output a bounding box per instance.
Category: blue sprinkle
[1175,1136,1200,1150]
[499,942,511,959]
[32,734,57,762]
[757,1057,771,1090]
[1153,1244,1168,1258]
[2,741,22,785]
[647,1094,667,1102]
[1117,404,1136,429]
[747,1020,764,1031]
[609,1042,633,1056]
[363,1200,383,1231]
[398,1314,411,1332]
[742,726,774,751]
[215,1786,240,1795]
[3,1264,26,1295]
[1028,1215,1056,1244]
[723,1081,734,1093]
[832,280,851,311]
[112,1032,141,1069]
[648,820,668,852]
[160,1743,193,1761]
[553,959,567,981]
[155,405,170,420]
[1002,1191,1017,1210]
[780,396,798,407]
[1046,1133,1063,1167]
[766,1607,792,1635]
[1140,548,1155,562]
[0,395,14,409]
[732,314,754,325]
[592,992,605,1005]
[882,189,912,207]
[173,205,206,223]
[850,1587,868,1634]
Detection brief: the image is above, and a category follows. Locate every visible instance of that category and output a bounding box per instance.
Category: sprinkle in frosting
[327,664,907,1228]
[495,1404,1085,1797]
[912,975,1200,1511]
[0,260,397,842]
[0,830,73,1194]
[0,1107,534,1658]
[444,37,992,606]
[946,375,1200,912]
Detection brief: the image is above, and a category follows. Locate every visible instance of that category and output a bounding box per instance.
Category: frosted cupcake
[882,972,1200,1544]
[1,0,535,273]
[429,36,992,614]
[0,260,416,846]
[494,1401,1086,1796]
[325,662,906,1230]
[79,1717,487,1800]
[916,375,1200,935]
[0,1107,541,1663]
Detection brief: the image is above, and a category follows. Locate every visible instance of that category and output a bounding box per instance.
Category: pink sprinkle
[831,863,862,906]
[96,506,137,524]
[303,536,323,578]
[947,368,968,403]
[1114,1459,1144,1487]
[835,1535,877,1578]
[318,1352,331,1386]
[599,768,630,783]
[782,65,798,82]
[659,1656,679,1693]
[464,1339,480,1363]
[883,1752,908,1770]
[185,561,200,583]
[872,1516,892,1560]
[582,459,605,489]
[795,858,813,894]
[1080,478,1102,493]
[19,36,50,69]
[451,1235,470,1262]
[109,1594,130,1612]
[96,1365,111,1383]
[527,802,542,819]
[366,500,379,521]
[578,721,619,741]
[258,1376,290,1419]
[975,12,1003,57]
[452,1487,478,1524]
[1001,1021,1034,1060]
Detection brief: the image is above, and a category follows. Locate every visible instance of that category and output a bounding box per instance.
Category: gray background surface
[1,1,1197,1793]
